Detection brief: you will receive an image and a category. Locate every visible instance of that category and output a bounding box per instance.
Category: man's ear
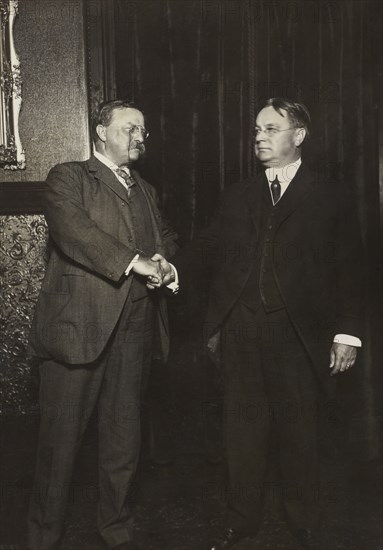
[295,128,306,147]
[96,124,106,142]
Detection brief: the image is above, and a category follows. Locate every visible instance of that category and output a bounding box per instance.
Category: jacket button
[121,202,125,206]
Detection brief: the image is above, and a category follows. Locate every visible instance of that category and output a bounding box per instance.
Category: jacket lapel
[86,157,164,252]
[87,156,129,203]
[243,171,268,237]
[131,169,165,255]
[274,163,314,229]
[86,155,138,243]
[242,164,315,237]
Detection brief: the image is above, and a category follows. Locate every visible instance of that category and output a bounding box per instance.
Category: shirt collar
[265,157,301,185]
[94,150,131,175]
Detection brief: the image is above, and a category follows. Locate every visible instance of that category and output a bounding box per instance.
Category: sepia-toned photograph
[0,1,382,549]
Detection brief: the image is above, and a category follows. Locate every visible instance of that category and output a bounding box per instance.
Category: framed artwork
[0,0,24,171]
[0,0,115,215]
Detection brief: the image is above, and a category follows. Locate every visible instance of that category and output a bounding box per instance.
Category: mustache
[130,141,145,154]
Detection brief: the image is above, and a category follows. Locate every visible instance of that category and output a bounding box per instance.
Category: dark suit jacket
[29,156,178,364]
[174,163,364,394]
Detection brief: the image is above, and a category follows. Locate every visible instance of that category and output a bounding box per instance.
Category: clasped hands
[131,253,174,289]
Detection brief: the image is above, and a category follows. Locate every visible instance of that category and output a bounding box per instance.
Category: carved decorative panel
[0,214,47,413]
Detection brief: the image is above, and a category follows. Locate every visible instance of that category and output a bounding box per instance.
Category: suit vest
[123,182,156,301]
[240,180,284,312]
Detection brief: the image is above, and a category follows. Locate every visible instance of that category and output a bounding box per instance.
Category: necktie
[115,168,136,195]
[271,176,281,204]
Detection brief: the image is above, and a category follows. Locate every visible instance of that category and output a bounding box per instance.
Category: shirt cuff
[333,334,362,347]
[166,263,179,294]
[125,254,139,275]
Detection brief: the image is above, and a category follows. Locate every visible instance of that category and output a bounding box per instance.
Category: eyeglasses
[127,124,149,140]
[253,127,299,138]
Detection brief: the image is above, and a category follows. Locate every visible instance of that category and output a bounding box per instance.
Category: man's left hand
[329,343,357,376]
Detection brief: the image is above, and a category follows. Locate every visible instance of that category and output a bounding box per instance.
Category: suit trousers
[222,302,322,534]
[28,292,156,550]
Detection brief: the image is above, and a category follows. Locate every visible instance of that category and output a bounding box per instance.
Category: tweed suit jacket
[174,163,364,394]
[29,156,178,364]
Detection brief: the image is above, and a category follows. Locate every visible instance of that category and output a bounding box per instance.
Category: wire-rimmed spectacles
[253,127,299,138]
[127,124,149,140]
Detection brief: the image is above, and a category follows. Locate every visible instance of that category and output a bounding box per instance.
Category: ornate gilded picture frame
[0,0,24,170]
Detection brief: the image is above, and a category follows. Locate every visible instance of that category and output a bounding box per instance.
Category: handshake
[131,253,176,289]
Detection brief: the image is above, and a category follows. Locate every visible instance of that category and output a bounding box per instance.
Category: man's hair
[262,98,311,136]
[91,99,136,143]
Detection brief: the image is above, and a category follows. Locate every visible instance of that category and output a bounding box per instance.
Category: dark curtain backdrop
[114,0,382,459]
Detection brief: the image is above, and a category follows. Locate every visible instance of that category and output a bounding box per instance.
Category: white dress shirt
[265,158,302,204]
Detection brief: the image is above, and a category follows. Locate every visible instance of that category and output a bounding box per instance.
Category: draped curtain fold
[114,0,382,459]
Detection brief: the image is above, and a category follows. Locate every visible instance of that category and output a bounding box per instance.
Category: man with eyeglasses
[27,100,178,550]
[155,98,364,549]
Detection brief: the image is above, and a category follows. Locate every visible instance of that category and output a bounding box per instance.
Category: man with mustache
[155,98,364,549]
[27,100,178,550]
